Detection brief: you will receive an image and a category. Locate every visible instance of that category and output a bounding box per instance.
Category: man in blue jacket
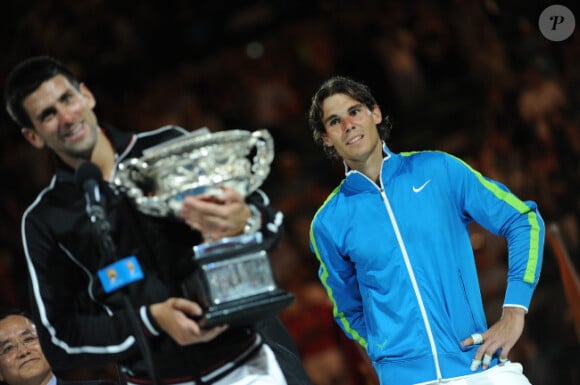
[307,76,544,385]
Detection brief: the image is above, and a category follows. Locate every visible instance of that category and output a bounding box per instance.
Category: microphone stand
[88,202,162,385]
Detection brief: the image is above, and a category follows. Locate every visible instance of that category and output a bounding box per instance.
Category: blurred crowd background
[0,1,578,384]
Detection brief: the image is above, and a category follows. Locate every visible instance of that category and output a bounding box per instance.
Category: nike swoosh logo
[412,179,431,193]
[376,340,389,349]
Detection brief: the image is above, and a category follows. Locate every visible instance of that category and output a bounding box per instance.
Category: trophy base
[183,233,294,329]
[199,290,294,329]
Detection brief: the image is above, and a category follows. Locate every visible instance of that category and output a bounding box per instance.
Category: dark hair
[0,307,33,323]
[308,76,392,160]
[4,56,81,128]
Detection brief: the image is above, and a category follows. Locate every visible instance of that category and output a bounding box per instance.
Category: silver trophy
[114,127,293,327]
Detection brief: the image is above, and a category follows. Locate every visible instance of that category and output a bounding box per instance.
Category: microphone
[75,163,161,385]
[75,162,107,226]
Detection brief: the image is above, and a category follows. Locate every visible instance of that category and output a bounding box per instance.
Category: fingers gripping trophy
[114,127,293,327]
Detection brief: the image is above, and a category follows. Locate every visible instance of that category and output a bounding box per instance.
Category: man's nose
[16,342,31,356]
[57,106,76,124]
[342,116,355,131]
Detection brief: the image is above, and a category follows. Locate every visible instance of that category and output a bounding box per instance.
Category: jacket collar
[343,142,402,191]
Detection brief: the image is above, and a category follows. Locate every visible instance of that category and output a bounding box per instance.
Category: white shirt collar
[47,374,57,385]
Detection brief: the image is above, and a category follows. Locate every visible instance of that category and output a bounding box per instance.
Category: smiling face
[320,93,384,177]
[0,315,52,385]
[20,74,100,168]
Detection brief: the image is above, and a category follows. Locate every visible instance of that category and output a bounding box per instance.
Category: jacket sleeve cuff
[503,280,535,313]
[140,305,161,336]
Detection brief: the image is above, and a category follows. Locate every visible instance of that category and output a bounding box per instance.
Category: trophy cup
[114,127,293,327]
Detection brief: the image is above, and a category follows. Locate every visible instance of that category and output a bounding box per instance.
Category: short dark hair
[308,76,392,160]
[4,56,80,128]
[0,307,33,323]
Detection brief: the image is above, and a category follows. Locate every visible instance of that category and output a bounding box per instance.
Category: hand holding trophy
[114,127,293,327]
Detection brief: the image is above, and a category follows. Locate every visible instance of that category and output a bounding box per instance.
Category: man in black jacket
[0,308,117,385]
[3,56,311,385]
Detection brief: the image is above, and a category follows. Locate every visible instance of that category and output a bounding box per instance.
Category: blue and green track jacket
[309,144,544,384]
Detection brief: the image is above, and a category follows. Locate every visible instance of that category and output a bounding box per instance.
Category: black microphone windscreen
[75,162,104,189]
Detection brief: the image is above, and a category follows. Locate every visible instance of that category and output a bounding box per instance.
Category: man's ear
[21,127,45,149]
[321,133,333,147]
[371,105,382,125]
[80,83,96,109]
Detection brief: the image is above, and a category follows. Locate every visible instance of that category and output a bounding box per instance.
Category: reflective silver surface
[203,251,276,304]
[114,128,274,216]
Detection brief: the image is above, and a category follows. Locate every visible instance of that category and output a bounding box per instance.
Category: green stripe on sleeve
[455,156,542,283]
[310,188,368,348]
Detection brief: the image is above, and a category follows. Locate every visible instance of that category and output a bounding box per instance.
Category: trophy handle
[248,129,274,194]
[117,158,150,200]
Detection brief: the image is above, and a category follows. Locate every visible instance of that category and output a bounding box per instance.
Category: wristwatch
[243,204,262,234]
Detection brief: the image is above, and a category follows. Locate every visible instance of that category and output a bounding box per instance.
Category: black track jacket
[21,125,311,384]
